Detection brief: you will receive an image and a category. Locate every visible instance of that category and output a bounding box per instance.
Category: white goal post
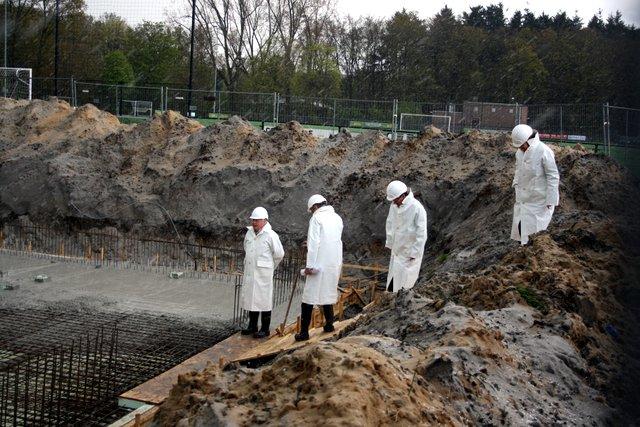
[399,113,451,133]
[122,100,153,118]
[0,67,32,100]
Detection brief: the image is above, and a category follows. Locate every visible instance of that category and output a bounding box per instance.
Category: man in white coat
[385,180,428,292]
[510,124,560,245]
[295,194,343,342]
[241,207,285,338]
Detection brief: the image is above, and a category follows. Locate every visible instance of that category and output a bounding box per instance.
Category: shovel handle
[278,271,300,336]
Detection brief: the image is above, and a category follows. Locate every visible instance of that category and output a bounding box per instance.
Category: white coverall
[241,222,284,312]
[302,205,344,305]
[386,191,428,292]
[511,135,560,245]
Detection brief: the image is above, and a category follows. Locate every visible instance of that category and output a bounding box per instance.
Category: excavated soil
[1,99,639,424]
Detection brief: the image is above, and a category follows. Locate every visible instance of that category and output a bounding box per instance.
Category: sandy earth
[1,99,639,425]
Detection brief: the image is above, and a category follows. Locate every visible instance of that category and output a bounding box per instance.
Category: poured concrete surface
[0,251,301,325]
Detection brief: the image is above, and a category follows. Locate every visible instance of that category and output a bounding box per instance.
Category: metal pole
[272,92,277,125]
[332,98,337,128]
[187,0,196,116]
[3,0,7,68]
[392,99,398,140]
[606,102,611,156]
[54,0,60,96]
[213,64,217,92]
[559,105,563,138]
[71,77,76,107]
[602,103,606,155]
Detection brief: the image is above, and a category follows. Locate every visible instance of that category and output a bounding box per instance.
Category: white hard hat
[307,194,327,212]
[249,206,269,220]
[511,124,534,148]
[386,180,408,201]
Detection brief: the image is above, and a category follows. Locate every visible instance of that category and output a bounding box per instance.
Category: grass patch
[516,285,548,313]
[436,253,449,263]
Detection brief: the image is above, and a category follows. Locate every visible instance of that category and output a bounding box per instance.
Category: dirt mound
[1,99,638,252]
[156,293,611,425]
[155,336,455,426]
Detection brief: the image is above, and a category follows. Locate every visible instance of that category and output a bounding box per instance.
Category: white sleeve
[409,205,427,259]
[512,152,520,187]
[385,206,394,249]
[270,232,285,268]
[543,148,560,206]
[243,230,250,252]
[306,217,321,268]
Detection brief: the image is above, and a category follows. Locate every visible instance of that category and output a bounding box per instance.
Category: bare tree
[193,0,276,90]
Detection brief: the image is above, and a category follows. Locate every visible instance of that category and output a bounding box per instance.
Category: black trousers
[300,303,334,334]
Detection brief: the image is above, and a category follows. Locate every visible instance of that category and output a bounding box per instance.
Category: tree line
[2,0,639,106]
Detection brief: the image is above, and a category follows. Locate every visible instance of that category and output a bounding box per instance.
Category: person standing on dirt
[295,194,344,342]
[241,207,285,338]
[385,180,428,292]
[510,124,560,245]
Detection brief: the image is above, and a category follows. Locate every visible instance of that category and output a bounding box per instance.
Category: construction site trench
[0,98,639,425]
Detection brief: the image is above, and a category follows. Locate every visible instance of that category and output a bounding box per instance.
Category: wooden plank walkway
[232,316,359,363]
[119,333,256,406]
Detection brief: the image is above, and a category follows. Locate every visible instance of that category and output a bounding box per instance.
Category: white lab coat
[302,205,343,305]
[386,191,428,292]
[511,135,560,245]
[242,222,284,312]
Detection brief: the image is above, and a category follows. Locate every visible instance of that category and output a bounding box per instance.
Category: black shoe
[253,330,269,339]
[323,324,335,333]
[294,333,309,341]
[241,328,257,336]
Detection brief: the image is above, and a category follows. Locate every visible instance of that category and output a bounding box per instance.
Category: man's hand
[304,267,315,275]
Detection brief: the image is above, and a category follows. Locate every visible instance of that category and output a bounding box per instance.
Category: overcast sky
[85,0,640,27]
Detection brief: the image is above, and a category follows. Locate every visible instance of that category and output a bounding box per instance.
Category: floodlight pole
[187,0,196,115]
[54,0,60,96]
[4,0,7,68]
[3,0,6,98]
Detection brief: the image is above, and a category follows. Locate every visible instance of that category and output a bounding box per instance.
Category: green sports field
[557,142,639,178]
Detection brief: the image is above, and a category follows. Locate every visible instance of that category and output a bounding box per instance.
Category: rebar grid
[0,307,235,426]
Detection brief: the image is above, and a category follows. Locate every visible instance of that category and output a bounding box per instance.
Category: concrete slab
[0,251,235,320]
[0,250,301,325]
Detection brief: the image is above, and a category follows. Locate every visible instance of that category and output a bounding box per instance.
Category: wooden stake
[213,255,217,272]
[100,247,104,263]
[218,357,225,369]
